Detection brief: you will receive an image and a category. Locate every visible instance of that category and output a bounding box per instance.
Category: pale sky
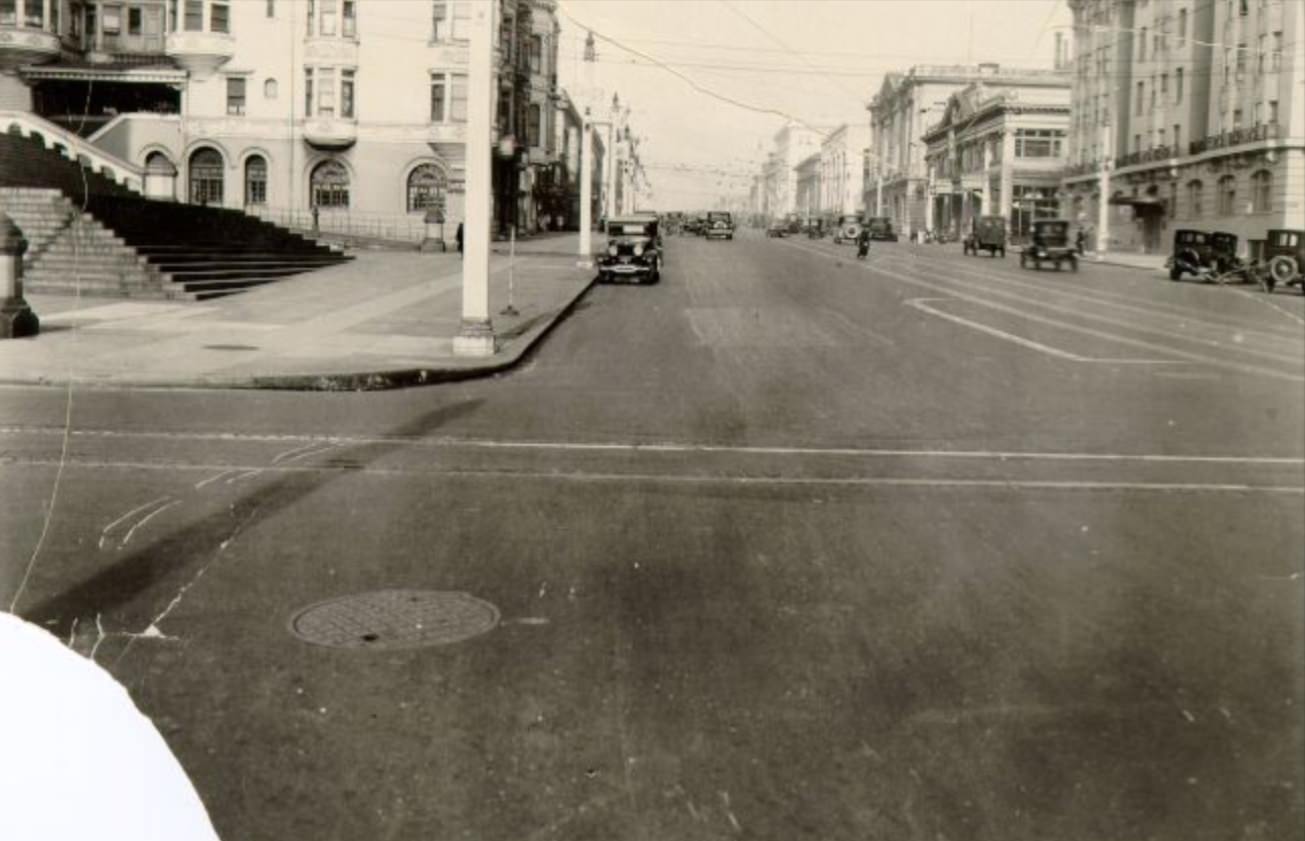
[556,0,1074,211]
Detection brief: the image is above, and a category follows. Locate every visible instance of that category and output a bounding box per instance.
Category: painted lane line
[877,252,1305,366]
[2,426,1301,465]
[274,442,338,465]
[225,469,264,484]
[271,442,323,464]
[117,499,182,548]
[904,298,1177,364]
[6,456,1302,495]
[194,469,240,489]
[98,495,173,549]
[889,248,1305,339]
[784,239,1305,383]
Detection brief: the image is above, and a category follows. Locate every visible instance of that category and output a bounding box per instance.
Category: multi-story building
[1062,0,1304,254]
[819,122,870,221]
[868,62,1068,237]
[0,0,562,245]
[768,121,819,219]
[794,151,820,221]
[922,76,1071,240]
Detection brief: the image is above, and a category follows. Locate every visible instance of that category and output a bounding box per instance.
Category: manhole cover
[289,590,499,650]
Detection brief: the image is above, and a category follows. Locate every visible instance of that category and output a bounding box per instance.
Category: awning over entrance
[20,62,186,84]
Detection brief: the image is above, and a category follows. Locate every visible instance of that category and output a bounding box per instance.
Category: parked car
[766,220,789,238]
[833,214,861,244]
[1208,232,1252,282]
[1019,219,1078,271]
[863,217,898,242]
[963,215,1007,258]
[1166,229,1215,281]
[597,214,661,285]
[705,211,735,240]
[1257,228,1305,294]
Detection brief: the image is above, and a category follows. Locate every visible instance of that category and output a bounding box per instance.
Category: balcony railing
[1114,145,1174,169]
[1188,122,1283,156]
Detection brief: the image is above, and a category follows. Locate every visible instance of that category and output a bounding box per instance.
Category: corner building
[1062,0,1305,254]
[0,0,562,244]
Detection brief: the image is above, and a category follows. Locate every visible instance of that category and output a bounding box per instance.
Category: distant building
[819,123,870,220]
[1062,0,1304,255]
[768,121,820,218]
[794,151,821,221]
[922,78,1071,240]
[868,63,1069,237]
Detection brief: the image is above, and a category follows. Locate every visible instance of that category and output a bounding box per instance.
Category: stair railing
[0,111,145,194]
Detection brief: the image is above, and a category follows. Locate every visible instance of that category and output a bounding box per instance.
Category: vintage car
[765,219,789,238]
[963,215,1007,258]
[1257,228,1305,294]
[1166,229,1215,281]
[705,211,735,240]
[806,219,825,239]
[1208,232,1252,282]
[863,216,898,242]
[1019,219,1078,271]
[832,214,862,244]
[597,214,661,284]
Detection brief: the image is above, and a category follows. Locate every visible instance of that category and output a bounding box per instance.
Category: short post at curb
[500,225,519,317]
[453,0,495,358]
[0,212,39,339]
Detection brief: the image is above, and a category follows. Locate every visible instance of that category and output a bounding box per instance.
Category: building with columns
[868,62,1068,238]
[765,121,819,220]
[794,151,820,222]
[0,0,564,244]
[921,78,1071,241]
[819,122,869,222]
[1061,0,1304,255]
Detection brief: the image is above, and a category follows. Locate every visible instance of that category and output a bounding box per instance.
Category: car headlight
[608,245,618,257]
[633,243,644,257]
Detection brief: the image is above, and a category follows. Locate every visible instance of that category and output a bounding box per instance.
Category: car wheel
[1169,266,1183,281]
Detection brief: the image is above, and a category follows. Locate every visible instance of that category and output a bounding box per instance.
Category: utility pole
[1096,121,1110,259]
[454,0,496,356]
[579,108,593,266]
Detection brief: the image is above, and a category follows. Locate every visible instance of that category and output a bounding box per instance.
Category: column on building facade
[999,129,1013,220]
[980,138,991,214]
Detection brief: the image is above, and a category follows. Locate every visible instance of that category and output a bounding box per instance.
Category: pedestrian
[456,221,464,257]
[1075,228,1086,255]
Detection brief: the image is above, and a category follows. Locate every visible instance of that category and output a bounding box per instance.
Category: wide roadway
[2,231,1303,841]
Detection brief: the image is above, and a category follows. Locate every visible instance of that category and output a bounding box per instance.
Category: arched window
[310,159,349,208]
[1217,174,1236,215]
[264,78,278,99]
[189,148,224,205]
[1187,180,1203,217]
[1251,170,1271,213]
[245,155,268,206]
[406,163,446,212]
[145,151,177,176]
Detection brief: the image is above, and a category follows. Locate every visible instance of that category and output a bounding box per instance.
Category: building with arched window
[1060,0,1304,254]
[1,0,575,246]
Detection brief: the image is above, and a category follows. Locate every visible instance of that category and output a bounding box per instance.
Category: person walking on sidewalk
[456,222,464,257]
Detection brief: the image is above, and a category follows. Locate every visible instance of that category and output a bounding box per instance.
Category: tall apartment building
[0,0,567,243]
[819,122,870,220]
[869,62,1069,237]
[1062,0,1304,253]
[794,151,820,220]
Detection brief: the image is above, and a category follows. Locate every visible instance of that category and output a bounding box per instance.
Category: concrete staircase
[1,128,351,300]
[0,187,181,298]
[0,188,77,269]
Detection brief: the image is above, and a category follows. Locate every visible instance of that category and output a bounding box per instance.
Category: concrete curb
[0,273,598,392]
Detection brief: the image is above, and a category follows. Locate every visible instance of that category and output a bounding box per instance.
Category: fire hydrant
[0,211,38,339]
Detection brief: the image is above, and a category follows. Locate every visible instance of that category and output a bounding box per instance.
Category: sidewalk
[1083,250,1168,273]
[0,233,597,390]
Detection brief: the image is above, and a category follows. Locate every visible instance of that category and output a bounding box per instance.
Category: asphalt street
[2,232,1303,841]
